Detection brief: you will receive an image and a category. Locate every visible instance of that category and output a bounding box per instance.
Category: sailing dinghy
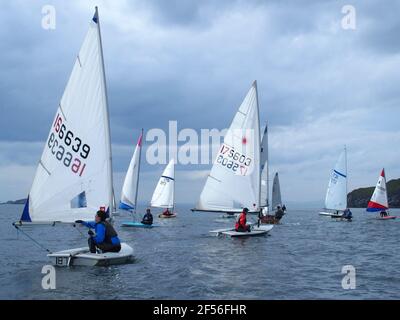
[319,147,349,219]
[366,169,396,220]
[13,8,134,266]
[260,172,284,224]
[119,130,157,228]
[151,159,177,218]
[192,81,273,237]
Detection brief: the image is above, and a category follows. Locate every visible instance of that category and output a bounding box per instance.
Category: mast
[344,145,348,208]
[173,159,175,213]
[95,7,114,215]
[266,122,269,211]
[133,129,144,215]
[253,80,261,213]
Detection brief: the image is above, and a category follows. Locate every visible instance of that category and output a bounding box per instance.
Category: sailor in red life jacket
[235,207,251,232]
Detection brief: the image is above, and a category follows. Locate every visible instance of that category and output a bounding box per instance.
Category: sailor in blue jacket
[76,210,121,253]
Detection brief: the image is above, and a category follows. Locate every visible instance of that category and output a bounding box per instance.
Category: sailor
[380,210,388,217]
[162,208,173,216]
[235,208,251,232]
[342,208,353,220]
[142,208,153,225]
[282,204,287,212]
[75,209,121,253]
[275,206,285,221]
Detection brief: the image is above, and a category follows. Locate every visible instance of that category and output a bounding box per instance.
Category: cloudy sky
[1,0,399,206]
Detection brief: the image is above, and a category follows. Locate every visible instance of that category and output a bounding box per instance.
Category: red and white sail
[367,169,389,212]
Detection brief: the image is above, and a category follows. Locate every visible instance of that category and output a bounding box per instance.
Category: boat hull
[376,216,396,220]
[121,221,157,228]
[209,225,273,237]
[158,213,177,219]
[47,243,134,267]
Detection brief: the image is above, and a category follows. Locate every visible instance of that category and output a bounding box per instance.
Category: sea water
[0,204,399,299]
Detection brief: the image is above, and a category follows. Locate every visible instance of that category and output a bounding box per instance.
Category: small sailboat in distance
[12,8,134,266]
[151,159,177,218]
[192,81,273,237]
[260,172,284,224]
[120,130,157,228]
[366,169,396,220]
[319,147,350,219]
[271,172,282,210]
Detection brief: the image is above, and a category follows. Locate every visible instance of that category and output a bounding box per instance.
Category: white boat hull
[209,224,273,237]
[319,211,342,218]
[47,243,134,267]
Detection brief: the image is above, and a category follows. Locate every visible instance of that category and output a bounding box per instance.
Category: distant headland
[0,198,27,205]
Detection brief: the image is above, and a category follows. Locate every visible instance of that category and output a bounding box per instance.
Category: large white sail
[194,81,261,213]
[20,11,113,223]
[151,159,175,209]
[119,131,143,212]
[260,124,269,208]
[324,148,347,211]
[271,172,282,210]
[367,169,389,212]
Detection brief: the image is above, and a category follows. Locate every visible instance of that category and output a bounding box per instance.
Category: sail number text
[217,144,252,175]
[47,113,91,177]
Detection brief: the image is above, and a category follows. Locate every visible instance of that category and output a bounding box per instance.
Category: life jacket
[235,212,246,230]
[99,221,118,244]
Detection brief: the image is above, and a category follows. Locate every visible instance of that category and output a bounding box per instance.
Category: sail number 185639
[47,113,91,177]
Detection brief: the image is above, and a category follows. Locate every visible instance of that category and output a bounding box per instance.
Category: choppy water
[0,204,399,299]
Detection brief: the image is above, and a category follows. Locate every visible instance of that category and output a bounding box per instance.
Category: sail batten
[20,9,113,223]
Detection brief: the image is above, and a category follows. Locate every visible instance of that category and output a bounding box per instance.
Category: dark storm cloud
[1,0,400,202]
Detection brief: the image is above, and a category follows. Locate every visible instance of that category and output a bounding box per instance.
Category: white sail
[151,159,175,209]
[260,124,269,208]
[20,11,113,223]
[271,172,282,210]
[324,148,347,211]
[195,81,261,213]
[367,169,389,212]
[119,131,143,212]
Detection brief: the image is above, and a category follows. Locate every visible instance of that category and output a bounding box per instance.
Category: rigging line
[12,223,52,254]
[72,223,86,239]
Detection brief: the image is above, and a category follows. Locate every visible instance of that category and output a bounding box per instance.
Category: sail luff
[95,7,114,215]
